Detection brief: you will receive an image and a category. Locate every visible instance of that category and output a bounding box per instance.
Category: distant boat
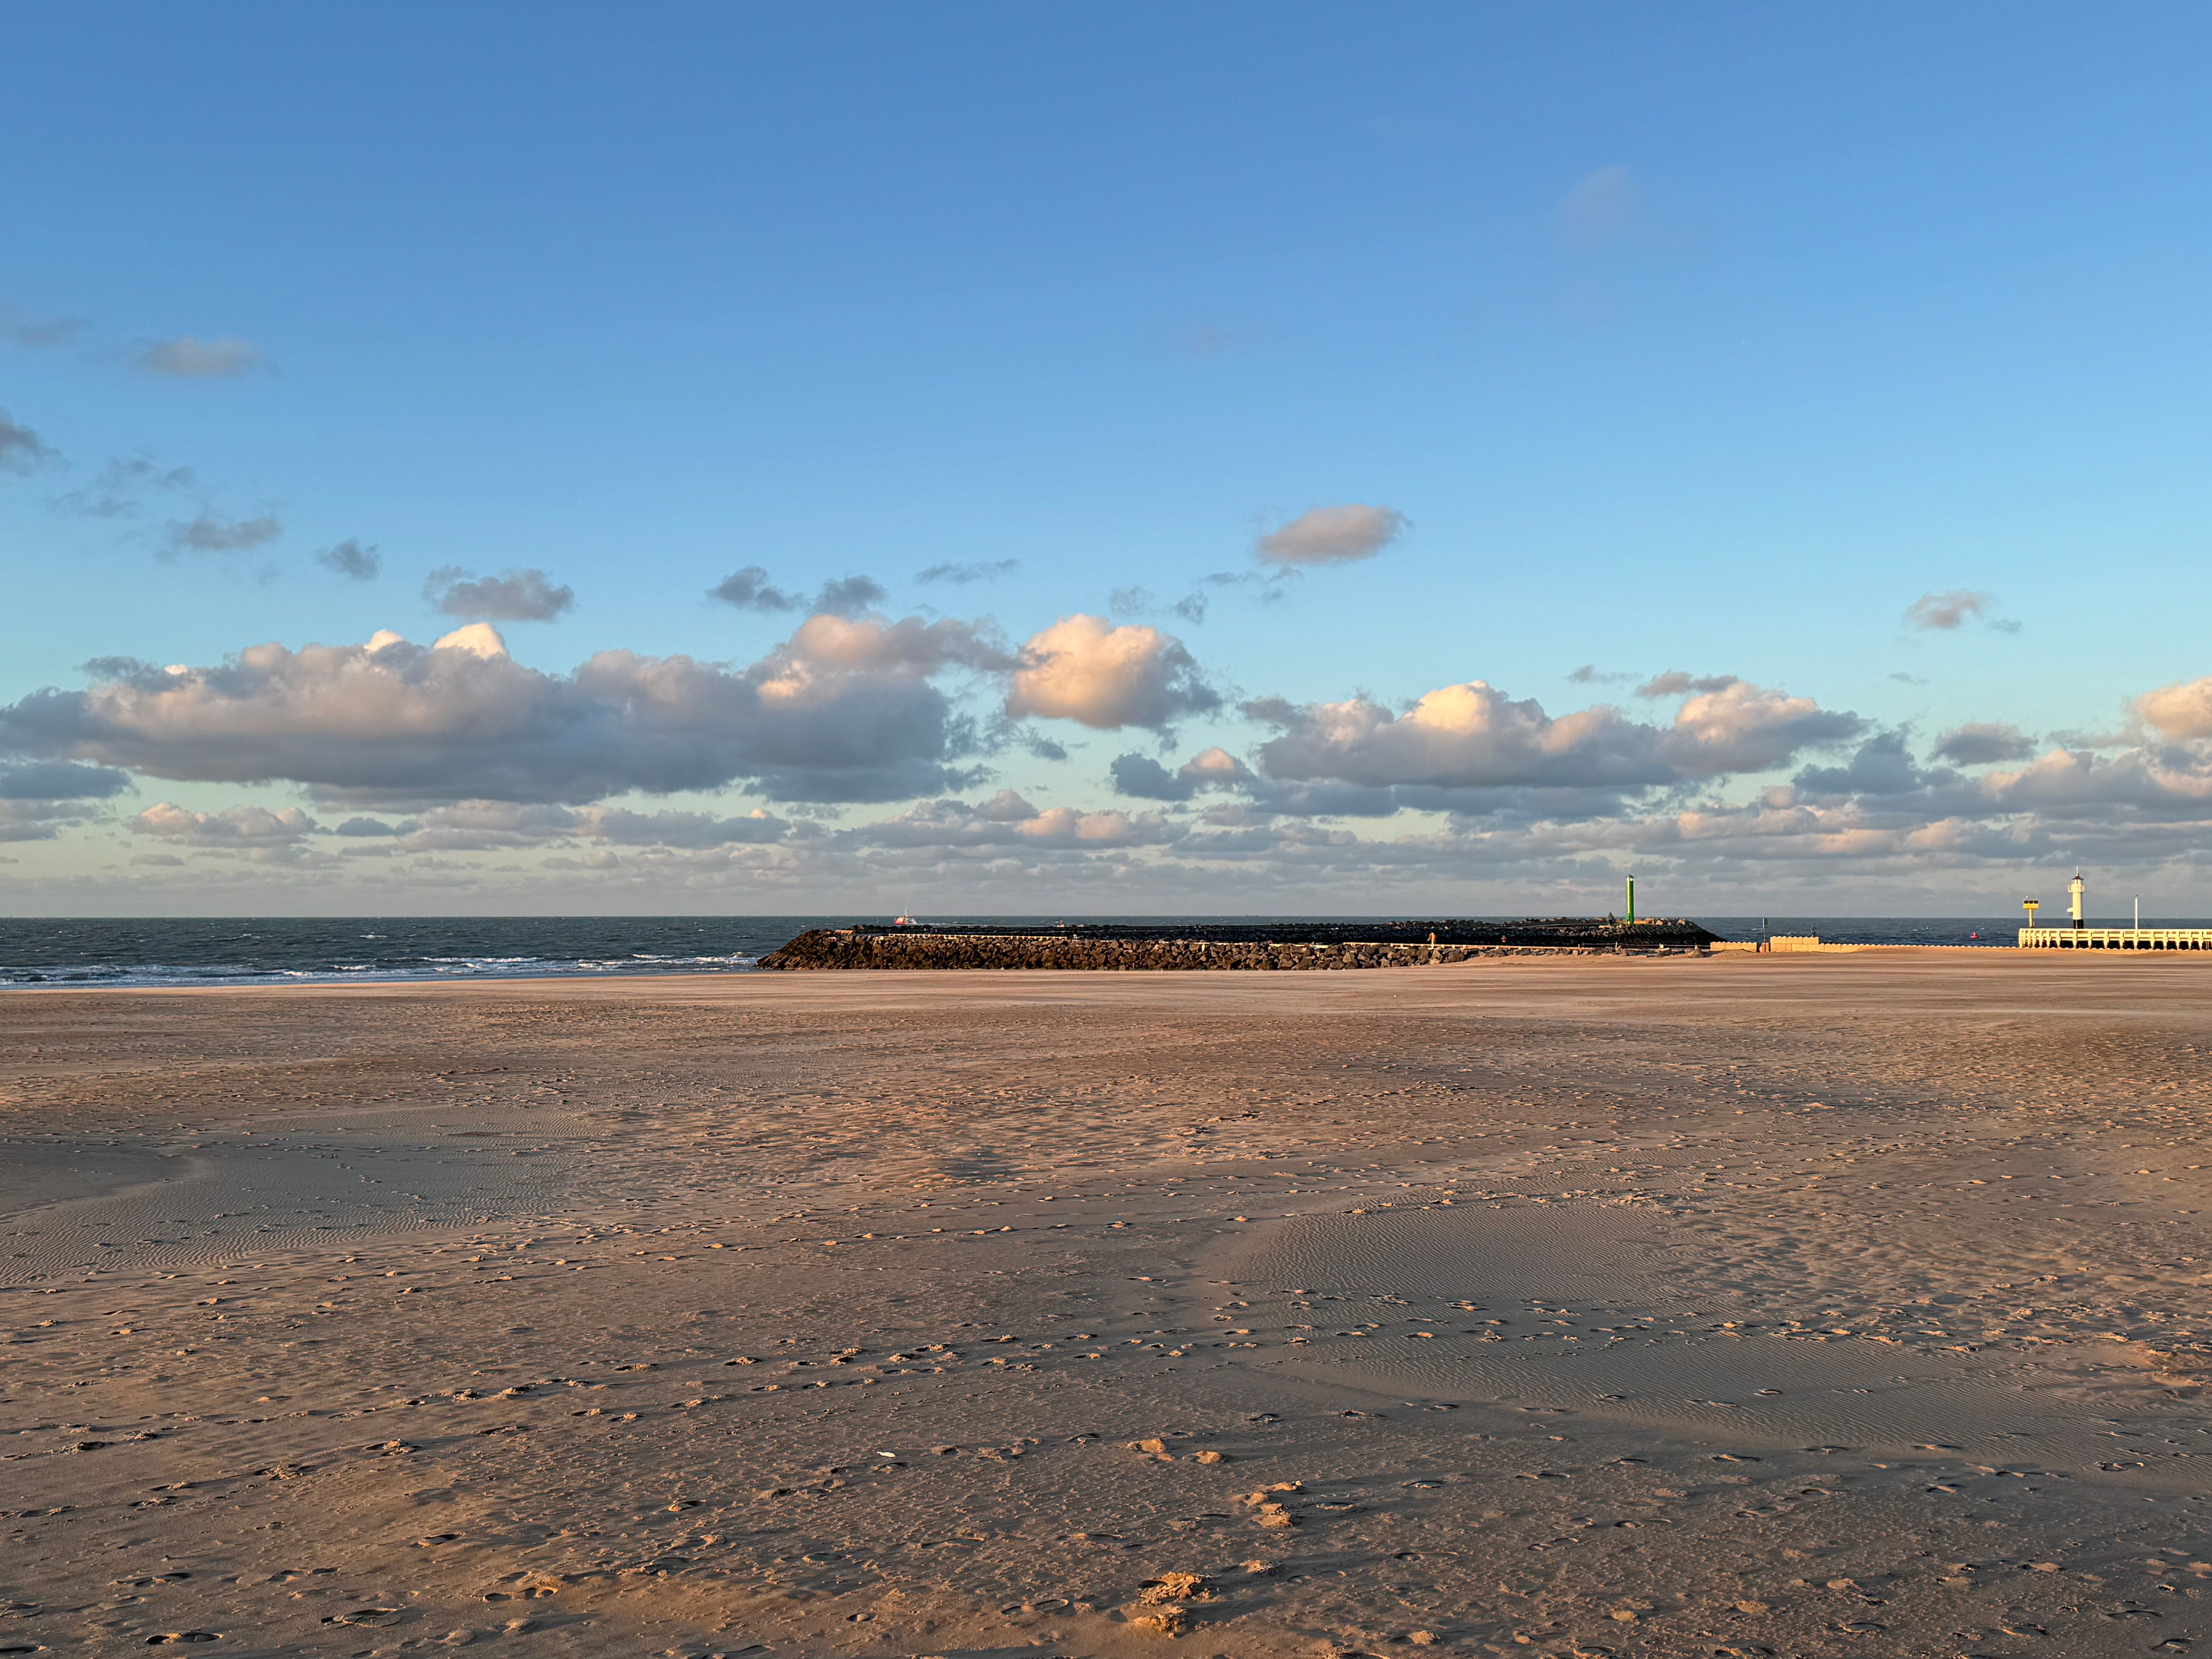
[892,914,920,927]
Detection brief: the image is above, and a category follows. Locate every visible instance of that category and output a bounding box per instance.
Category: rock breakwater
[761,918,1716,972]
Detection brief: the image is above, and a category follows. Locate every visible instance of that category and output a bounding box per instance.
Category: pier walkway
[2018,927,2212,950]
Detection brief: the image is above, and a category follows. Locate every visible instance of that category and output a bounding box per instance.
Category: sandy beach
[3,952,2209,1658]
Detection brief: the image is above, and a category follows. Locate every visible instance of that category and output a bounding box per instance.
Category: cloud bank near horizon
[3,589,2206,905]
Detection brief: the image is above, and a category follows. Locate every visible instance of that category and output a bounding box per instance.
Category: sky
[3,3,2210,917]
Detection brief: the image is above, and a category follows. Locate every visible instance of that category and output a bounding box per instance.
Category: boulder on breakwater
[760,918,1717,972]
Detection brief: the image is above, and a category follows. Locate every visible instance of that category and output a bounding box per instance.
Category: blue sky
[3,5,2210,915]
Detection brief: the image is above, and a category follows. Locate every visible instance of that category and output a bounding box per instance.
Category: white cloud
[763,612,1014,682]
[1247,677,1862,795]
[1254,503,1407,566]
[2137,674,2212,742]
[1005,614,1218,731]
[847,794,1184,854]
[0,616,1005,807]
[431,622,510,658]
[1669,681,1866,774]
[137,336,262,377]
[1014,807,1163,847]
[1978,747,2212,819]
[133,802,318,843]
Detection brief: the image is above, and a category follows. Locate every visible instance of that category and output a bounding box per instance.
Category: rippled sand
[3,953,2209,1656]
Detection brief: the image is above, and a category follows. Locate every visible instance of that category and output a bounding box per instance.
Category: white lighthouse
[2021,866,2207,950]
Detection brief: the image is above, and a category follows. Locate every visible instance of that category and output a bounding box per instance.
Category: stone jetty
[761,917,1718,972]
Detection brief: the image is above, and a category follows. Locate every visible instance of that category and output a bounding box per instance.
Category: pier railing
[2018,927,2212,950]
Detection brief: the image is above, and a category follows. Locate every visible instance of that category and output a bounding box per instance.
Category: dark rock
[759,918,1717,972]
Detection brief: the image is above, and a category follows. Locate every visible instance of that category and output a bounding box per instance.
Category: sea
[0,914,2183,990]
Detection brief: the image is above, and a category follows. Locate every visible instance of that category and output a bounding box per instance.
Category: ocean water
[2,913,2183,989]
[0,916,812,989]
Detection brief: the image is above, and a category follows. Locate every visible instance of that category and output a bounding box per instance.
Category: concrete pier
[2018,927,2212,950]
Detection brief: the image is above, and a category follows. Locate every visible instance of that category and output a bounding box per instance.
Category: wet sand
[2,952,2209,1657]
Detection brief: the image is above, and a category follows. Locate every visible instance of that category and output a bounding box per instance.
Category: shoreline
[2,938,2203,997]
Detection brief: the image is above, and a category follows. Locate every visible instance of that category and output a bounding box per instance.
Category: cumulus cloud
[1933,722,2036,766]
[0,615,1005,808]
[768,612,1015,679]
[2137,675,2212,742]
[1904,589,2014,632]
[431,622,508,658]
[1110,746,1252,802]
[133,802,318,843]
[1014,807,1172,846]
[1254,503,1407,566]
[971,788,1039,821]
[849,793,1184,855]
[916,558,1018,586]
[425,566,574,622]
[55,456,194,517]
[0,409,55,474]
[1975,746,2212,821]
[168,511,282,554]
[1247,677,1862,796]
[137,336,262,377]
[1792,730,1940,799]
[317,539,381,580]
[1005,615,1219,732]
[1556,165,1633,244]
[710,568,885,617]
